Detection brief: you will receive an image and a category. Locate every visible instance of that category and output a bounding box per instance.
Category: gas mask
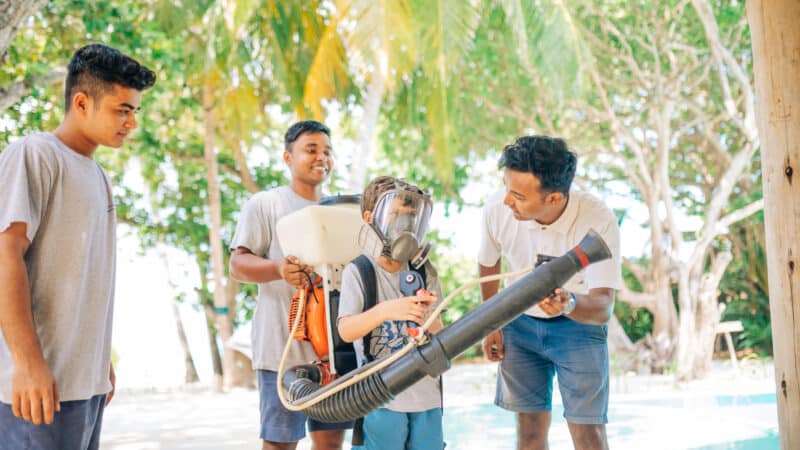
[357,188,433,268]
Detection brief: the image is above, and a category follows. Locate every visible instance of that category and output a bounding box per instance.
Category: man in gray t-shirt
[229,121,351,449]
[0,44,154,450]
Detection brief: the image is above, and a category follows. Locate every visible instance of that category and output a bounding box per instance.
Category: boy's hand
[279,256,313,289]
[378,293,436,324]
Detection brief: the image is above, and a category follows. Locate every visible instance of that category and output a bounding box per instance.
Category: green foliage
[615,261,653,342]
[423,230,485,360]
[718,213,772,355]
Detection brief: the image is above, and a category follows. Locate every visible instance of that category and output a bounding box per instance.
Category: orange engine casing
[288,275,329,360]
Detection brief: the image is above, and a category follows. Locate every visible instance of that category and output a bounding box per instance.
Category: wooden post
[747,1,800,448]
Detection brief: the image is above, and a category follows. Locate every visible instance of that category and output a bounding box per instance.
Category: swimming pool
[442,393,779,449]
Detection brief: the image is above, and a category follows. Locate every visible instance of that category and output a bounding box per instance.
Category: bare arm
[0,222,59,425]
[338,294,436,343]
[228,247,312,289]
[538,287,616,325]
[479,260,502,302]
[479,260,504,361]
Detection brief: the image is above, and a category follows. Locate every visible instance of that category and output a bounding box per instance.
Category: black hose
[283,363,394,422]
[282,229,612,422]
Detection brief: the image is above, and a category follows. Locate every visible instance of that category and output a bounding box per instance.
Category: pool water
[441,393,779,449]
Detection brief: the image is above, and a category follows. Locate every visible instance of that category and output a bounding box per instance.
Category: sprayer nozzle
[573,229,612,267]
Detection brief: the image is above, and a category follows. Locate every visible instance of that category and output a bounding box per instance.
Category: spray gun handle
[399,271,425,337]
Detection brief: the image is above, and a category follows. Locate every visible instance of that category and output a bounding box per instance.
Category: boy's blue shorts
[355,407,443,450]
[257,370,353,442]
[0,394,106,450]
[495,314,609,424]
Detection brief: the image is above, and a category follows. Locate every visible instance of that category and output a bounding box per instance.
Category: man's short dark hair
[64,44,156,111]
[498,135,577,195]
[284,120,331,152]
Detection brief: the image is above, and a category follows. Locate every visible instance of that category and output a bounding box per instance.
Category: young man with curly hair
[478,136,622,450]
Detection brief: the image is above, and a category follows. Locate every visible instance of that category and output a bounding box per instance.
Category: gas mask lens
[371,189,432,244]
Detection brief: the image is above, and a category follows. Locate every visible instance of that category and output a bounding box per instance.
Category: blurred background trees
[0,0,769,385]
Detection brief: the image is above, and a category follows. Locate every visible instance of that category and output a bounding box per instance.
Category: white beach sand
[100,358,778,450]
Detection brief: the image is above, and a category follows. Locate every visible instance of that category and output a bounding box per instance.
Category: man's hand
[482,330,504,361]
[537,288,574,316]
[279,256,313,289]
[105,365,116,406]
[11,358,60,425]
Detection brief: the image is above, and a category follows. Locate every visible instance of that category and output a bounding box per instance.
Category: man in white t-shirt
[229,121,351,450]
[478,135,622,450]
[0,44,155,450]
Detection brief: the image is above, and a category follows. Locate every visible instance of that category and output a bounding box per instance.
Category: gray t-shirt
[338,256,443,413]
[229,186,319,371]
[0,132,116,403]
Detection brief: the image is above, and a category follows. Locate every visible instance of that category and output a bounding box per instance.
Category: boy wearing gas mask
[337,176,445,450]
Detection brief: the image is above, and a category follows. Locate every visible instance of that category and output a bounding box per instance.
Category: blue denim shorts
[495,314,609,424]
[355,407,444,450]
[0,394,106,450]
[257,370,353,442]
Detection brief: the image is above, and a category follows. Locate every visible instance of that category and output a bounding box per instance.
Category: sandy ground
[100,359,778,450]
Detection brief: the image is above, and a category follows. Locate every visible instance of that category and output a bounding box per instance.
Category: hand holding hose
[280,255,314,289]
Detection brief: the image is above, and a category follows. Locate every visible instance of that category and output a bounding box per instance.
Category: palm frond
[303,15,350,120]
[499,0,592,97]
[345,0,417,92]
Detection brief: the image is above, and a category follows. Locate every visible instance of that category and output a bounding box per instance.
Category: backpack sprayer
[277,194,363,388]
[274,196,612,423]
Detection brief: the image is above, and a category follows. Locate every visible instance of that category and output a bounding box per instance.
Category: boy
[338,176,445,450]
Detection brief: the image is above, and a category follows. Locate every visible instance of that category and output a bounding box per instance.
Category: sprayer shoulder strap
[352,256,428,312]
[352,255,378,364]
[353,255,378,313]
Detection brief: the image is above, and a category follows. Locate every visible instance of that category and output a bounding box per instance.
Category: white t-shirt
[0,133,116,403]
[478,189,622,318]
[229,186,319,371]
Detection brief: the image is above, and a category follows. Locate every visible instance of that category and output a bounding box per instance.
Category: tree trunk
[675,252,733,380]
[203,302,224,391]
[203,79,235,389]
[229,137,259,194]
[222,277,255,388]
[747,1,800,447]
[0,0,46,64]
[199,269,224,391]
[690,252,732,377]
[157,244,200,384]
[348,68,385,193]
[646,214,680,360]
[651,276,679,347]
[172,301,200,383]
[607,314,634,354]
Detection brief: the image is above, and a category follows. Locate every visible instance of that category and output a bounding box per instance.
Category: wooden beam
[747,1,800,448]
